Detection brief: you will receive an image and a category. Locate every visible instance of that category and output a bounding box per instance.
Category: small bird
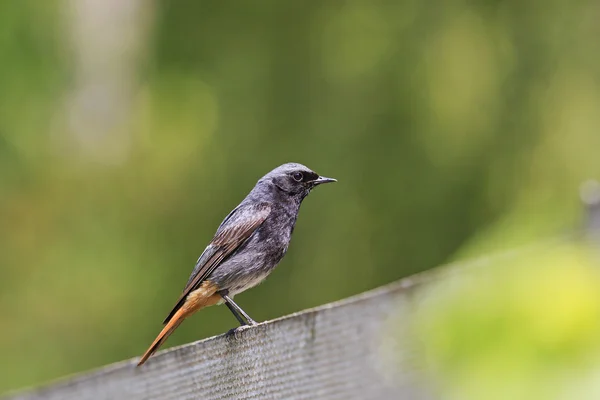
[137,163,336,366]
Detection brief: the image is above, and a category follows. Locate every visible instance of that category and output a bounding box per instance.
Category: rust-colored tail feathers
[137,307,187,366]
[137,281,222,366]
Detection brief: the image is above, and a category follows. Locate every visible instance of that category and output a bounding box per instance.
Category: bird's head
[259,162,336,199]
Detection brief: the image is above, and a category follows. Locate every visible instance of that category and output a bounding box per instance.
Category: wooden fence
[5,272,440,400]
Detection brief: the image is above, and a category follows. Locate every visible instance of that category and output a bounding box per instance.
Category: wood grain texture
[3,273,439,400]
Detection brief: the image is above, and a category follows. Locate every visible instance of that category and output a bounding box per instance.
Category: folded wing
[162,202,271,325]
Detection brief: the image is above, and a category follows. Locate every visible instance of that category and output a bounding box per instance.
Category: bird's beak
[312,176,337,186]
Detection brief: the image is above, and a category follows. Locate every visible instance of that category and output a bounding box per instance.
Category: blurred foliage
[1,0,599,394]
[409,241,600,400]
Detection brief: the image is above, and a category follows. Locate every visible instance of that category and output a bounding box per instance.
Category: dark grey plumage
[139,162,335,365]
[197,163,333,295]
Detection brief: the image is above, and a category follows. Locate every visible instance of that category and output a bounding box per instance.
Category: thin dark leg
[224,300,247,326]
[220,292,257,326]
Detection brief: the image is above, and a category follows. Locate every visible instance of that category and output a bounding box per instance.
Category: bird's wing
[162,202,271,324]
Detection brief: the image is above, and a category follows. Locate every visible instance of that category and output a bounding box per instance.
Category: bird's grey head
[257,162,336,199]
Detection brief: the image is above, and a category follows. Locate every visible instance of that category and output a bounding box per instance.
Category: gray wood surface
[3,272,438,400]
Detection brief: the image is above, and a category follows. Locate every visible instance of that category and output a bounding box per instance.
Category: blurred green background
[1,0,600,396]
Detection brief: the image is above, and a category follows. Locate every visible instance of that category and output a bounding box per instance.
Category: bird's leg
[219,291,258,326]
[224,300,247,326]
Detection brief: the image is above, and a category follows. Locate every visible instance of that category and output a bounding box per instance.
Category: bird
[137,162,336,366]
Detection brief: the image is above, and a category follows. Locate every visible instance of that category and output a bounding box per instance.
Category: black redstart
[137,162,336,366]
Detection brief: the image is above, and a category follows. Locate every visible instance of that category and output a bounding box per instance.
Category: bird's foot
[226,323,254,338]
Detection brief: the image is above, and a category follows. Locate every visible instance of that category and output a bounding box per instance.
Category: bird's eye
[292,172,303,182]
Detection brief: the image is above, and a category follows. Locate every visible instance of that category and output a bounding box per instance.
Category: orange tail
[137,308,187,366]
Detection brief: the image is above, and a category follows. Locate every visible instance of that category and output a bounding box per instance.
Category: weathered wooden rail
[4,272,441,400]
